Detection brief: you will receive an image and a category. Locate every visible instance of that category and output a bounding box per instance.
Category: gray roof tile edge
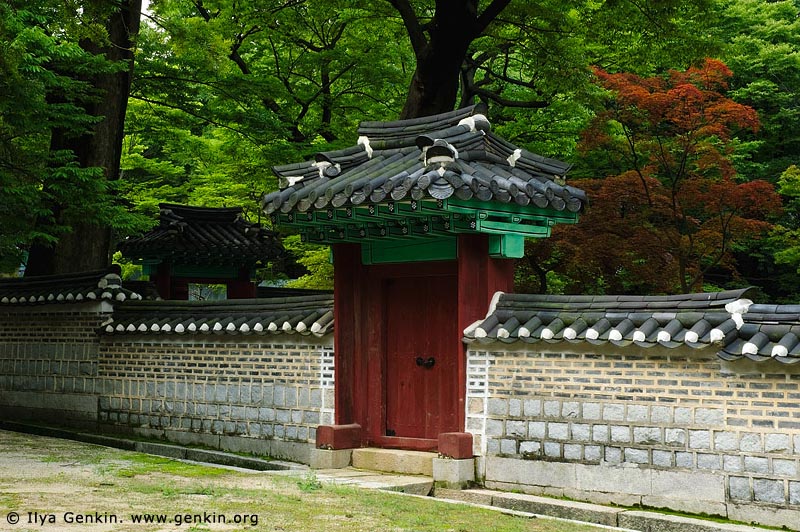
[100,295,334,337]
[462,289,800,364]
[0,271,142,306]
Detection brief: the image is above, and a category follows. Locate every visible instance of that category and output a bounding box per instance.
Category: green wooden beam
[361,236,458,264]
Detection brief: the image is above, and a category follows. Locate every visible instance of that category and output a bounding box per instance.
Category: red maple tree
[532,59,781,294]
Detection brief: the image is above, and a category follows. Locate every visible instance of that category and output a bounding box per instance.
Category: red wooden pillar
[227,267,256,299]
[171,278,189,300]
[332,243,362,426]
[153,262,172,300]
[456,234,515,430]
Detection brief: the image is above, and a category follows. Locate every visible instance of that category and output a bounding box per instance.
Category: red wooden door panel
[385,275,459,439]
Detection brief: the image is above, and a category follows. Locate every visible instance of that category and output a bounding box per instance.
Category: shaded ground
[0,430,615,532]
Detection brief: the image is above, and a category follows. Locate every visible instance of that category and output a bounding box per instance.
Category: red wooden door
[384,275,459,439]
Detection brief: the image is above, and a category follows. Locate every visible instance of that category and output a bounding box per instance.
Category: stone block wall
[0,302,335,464]
[466,344,800,529]
[0,303,111,425]
[98,336,334,462]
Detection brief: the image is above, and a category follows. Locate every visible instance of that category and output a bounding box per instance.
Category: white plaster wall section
[319,345,335,425]
[466,349,492,457]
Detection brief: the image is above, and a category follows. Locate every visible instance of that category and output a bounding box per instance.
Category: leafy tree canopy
[531,59,782,294]
[0,1,145,273]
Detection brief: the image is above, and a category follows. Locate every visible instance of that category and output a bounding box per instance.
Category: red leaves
[594,58,759,140]
[552,59,781,293]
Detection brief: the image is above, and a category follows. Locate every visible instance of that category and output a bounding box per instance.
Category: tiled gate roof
[464,290,800,364]
[262,105,586,246]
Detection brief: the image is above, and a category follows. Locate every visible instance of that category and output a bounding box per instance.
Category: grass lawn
[0,430,615,531]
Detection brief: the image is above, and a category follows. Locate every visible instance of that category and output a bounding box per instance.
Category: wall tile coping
[101,294,333,337]
[464,289,800,364]
[0,268,141,306]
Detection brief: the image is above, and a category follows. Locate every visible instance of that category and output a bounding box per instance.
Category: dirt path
[0,429,609,532]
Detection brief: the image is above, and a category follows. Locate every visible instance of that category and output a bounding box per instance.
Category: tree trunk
[394,0,511,119]
[26,0,142,276]
[401,42,471,119]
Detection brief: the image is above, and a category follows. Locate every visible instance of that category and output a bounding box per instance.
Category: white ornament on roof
[742,342,758,356]
[357,136,373,158]
[725,298,753,329]
[772,345,788,358]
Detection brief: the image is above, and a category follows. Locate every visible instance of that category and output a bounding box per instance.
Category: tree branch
[470,87,549,109]
[475,0,512,35]
[129,95,262,143]
[387,0,427,57]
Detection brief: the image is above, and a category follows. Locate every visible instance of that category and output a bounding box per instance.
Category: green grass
[0,429,611,532]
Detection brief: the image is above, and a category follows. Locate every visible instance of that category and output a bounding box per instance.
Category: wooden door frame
[368,262,458,450]
[332,235,514,451]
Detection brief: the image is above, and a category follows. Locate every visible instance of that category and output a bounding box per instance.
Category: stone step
[316,468,433,496]
[351,448,436,476]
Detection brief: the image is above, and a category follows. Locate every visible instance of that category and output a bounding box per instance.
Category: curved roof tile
[101,294,334,338]
[462,289,800,363]
[0,269,142,306]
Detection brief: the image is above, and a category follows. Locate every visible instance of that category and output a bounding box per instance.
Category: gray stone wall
[0,303,110,425]
[0,303,334,464]
[467,345,800,529]
[98,336,335,462]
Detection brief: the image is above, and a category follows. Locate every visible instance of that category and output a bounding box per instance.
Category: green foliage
[0,1,148,273]
[282,235,333,290]
[121,0,412,238]
[715,0,800,183]
[774,166,800,270]
[296,470,322,492]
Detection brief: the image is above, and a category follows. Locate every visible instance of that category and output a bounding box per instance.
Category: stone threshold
[435,488,779,532]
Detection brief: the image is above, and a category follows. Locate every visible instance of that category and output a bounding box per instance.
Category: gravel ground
[0,429,612,532]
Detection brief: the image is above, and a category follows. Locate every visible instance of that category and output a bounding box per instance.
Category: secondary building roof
[118,203,283,267]
[464,289,800,364]
[262,105,586,251]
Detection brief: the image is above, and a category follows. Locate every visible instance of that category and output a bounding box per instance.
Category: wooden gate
[384,275,459,440]
[332,237,515,451]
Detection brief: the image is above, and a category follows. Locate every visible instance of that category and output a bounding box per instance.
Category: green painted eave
[270,198,579,248]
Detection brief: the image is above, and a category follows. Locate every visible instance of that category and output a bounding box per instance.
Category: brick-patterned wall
[0,304,335,463]
[0,304,110,424]
[98,337,335,455]
[467,344,800,528]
